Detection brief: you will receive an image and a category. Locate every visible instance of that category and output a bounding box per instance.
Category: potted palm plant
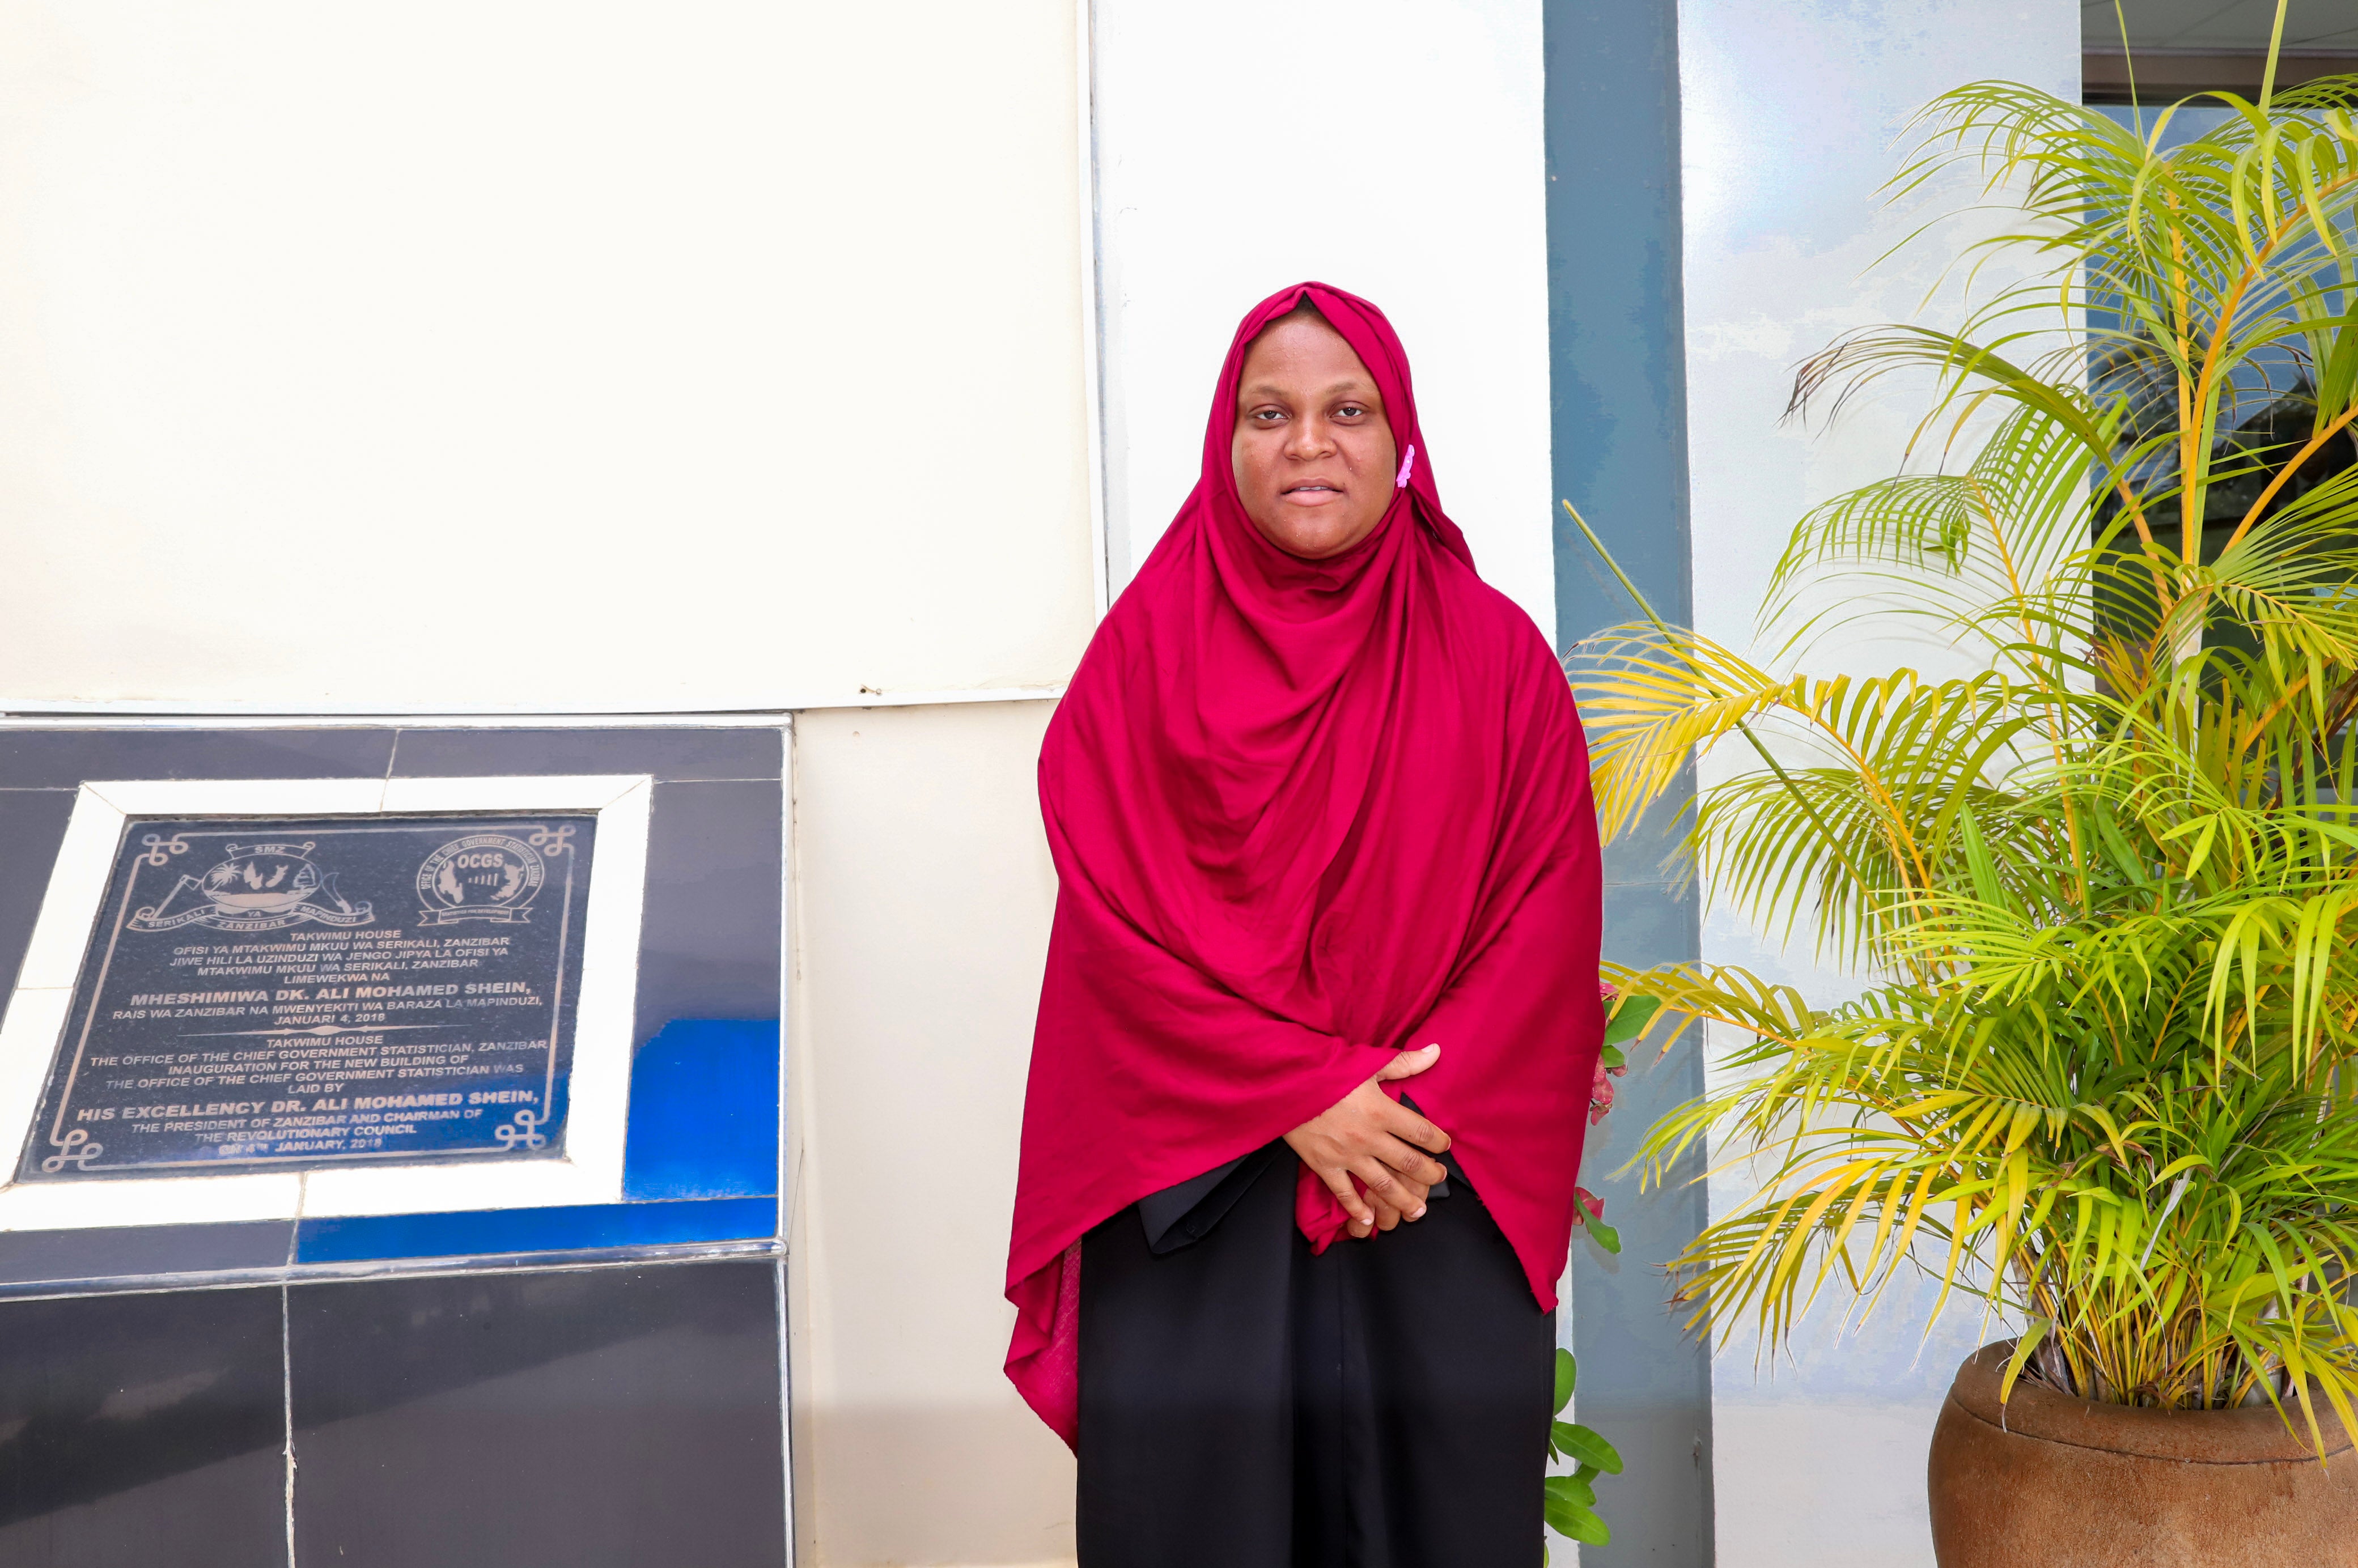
[1571,46,2358,1568]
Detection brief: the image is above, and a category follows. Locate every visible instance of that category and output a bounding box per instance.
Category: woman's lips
[1280,483,1345,504]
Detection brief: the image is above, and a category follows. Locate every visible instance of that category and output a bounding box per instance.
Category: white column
[1673,3,2078,1565]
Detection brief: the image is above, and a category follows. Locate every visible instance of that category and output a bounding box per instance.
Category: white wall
[0,2,1097,712]
[1092,0,1558,642]
[788,700,1074,1568]
[1673,2,2078,1563]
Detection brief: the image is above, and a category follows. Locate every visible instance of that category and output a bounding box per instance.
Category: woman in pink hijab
[1006,283,1605,1565]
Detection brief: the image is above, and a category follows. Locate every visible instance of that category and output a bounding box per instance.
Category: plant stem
[2259,0,2288,111]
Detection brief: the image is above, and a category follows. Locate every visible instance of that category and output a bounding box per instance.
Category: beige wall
[0,1,1095,712]
[788,700,1075,1568]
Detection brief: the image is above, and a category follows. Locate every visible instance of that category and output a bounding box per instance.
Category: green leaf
[1544,1496,1610,1545]
[1601,1043,1627,1071]
[1545,1473,1597,1509]
[1576,1191,1622,1255]
[2000,1320,2051,1407]
[1554,1422,1623,1474]
[1554,1347,1576,1414]
[1602,995,1661,1049]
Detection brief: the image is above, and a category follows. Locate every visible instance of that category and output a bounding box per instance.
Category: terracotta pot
[1928,1340,2358,1566]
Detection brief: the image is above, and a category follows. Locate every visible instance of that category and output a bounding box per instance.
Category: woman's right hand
[1282,1044,1452,1239]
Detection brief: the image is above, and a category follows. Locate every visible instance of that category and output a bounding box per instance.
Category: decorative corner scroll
[40,1127,103,1174]
[493,1108,548,1151]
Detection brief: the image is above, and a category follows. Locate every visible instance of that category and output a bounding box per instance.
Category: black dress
[1076,1139,1554,1567]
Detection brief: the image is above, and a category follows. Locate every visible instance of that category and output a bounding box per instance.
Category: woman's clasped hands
[1282,1044,1452,1241]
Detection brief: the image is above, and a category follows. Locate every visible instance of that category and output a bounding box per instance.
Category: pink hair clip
[1396,444,1417,490]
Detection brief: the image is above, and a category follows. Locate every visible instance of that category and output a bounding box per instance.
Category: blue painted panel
[1546,3,1714,1564]
[1547,0,1695,655]
[622,1019,780,1200]
[294,1196,776,1264]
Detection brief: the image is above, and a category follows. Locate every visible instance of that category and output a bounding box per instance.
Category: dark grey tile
[0,788,77,1004]
[290,1259,784,1568]
[0,1222,294,1289]
[0,1285,287,1565]
[0,1446,287,1565]
[390,728,782,783]
[0,728,395,790]
[634,781,782,1047]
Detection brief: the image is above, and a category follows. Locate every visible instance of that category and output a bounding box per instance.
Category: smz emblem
[127,841,375,934]
[415,833,555,926]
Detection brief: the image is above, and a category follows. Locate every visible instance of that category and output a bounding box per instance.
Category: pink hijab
[1004,282,1604,1446]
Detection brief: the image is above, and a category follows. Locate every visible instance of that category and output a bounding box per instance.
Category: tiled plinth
[0,1258,787,1567]
[0,724,791,1562]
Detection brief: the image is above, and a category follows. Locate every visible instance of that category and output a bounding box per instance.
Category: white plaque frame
[0,775,652,1231]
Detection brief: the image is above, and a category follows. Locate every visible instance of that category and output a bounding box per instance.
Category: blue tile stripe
[294,1195,777,1265]
[623,1018,781,1200]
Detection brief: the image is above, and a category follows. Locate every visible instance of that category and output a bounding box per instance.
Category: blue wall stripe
[1545,2,1713,1563]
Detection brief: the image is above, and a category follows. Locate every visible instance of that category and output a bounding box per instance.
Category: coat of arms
[126,841,375,933]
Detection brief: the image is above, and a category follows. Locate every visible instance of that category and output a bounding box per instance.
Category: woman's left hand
[1282,1044,1452,1239]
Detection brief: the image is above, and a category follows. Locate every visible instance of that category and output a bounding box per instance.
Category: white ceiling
[2083,0,2358,53]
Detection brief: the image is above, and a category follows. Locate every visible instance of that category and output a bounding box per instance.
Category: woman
[1006,282,1604,1566]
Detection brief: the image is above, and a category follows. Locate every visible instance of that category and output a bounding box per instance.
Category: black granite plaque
[19,814,598,1181]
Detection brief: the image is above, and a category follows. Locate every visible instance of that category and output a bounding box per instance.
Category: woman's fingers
[1352,1158,1430,1224]
[1369,1051,1452,1153]
[1285,1069,1453,1239]
[1372,1133,1448,1187]
[1375,1043,1441,1082]
[1316,1162,1376,1229]
[1379,1098,1451,1155]
[1355,1159,1431,1212]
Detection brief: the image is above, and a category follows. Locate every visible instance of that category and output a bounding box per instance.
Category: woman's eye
[1336,404,1365,418]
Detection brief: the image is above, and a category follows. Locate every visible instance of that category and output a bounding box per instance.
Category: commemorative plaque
[18,813,598,1182]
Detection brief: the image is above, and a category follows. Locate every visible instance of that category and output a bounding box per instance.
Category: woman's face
[1231,312,1398,560]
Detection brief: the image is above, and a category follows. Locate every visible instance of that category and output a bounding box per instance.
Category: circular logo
[200,843,326,915]
[415,834,546,924]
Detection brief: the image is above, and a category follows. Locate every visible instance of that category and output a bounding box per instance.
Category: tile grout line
[282,1281,298,1568]
[775,1255,793,1568]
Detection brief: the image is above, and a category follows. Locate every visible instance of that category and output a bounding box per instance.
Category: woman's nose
[1284,418,1335,460]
